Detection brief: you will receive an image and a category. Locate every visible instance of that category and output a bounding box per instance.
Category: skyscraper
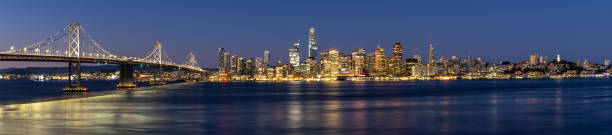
[218,48,225,74]
[428,38,435,64]
[289,41,300,67]
[353,48,367,76]
[264,50,270,67]
[391,42,404,76]
[224,52,230,73]
[529,53,539,65]
[375,46,386,76]
[308,27,318,59]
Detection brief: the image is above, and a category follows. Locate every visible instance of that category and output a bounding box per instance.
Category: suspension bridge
[0,22,206,91]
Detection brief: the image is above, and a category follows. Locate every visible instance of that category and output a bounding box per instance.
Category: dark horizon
[1,0,611,69]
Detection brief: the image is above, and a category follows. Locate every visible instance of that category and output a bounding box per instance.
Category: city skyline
[1,0,612,69]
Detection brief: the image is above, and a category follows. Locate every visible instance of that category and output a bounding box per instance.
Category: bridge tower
[63,22,87,92]
[150,41,166,85]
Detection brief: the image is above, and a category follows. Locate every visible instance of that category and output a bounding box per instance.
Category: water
[1,79,612,134]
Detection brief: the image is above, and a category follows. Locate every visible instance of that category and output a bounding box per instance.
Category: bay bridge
[0,22,207,91]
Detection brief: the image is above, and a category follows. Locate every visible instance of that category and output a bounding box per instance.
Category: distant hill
[0,65,118,75]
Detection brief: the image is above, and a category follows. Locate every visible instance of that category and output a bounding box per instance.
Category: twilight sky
[1,0,611,69]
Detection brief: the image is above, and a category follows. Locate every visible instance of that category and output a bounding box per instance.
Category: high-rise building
[391,42,404,76]
[246,58,255,75]
[557,54,561,62]
[223,52,230,73]
[428,38,435,64]
[237,57,245,74]
[289,41,300,67]
[218,48,225,74]
[308,27,318,59]
[606,59,610,66]
[375,46,386,76]
[328,48,340,77]
[320,50,330,77]
[264,50,270,67]
[353,48,367,76]
[230,55,238,74]
[540,56,548,64]
[529,53,539,65]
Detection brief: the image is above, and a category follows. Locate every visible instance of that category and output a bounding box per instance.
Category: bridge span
[0,22,207,91]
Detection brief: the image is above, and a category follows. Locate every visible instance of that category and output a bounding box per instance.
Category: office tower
[218,48,225,74]
[353,48,367,76]
[255,57,264,75]
[246,58,254,75]
[391,42,403,76]
[230,55,238,74]
[289,41,300,67]
[428,38,435,64]
[223,52,230,73]
[308,27,318,59]
[557,54,561,62]
[306,57,318,78]
[366,53,377,76]
[329,48,340,77]
[264,50,270,67]
[237,57,245,74]
[320,50,330,77]
[530,53,539,65]
[606,59,610,66]
[375,47,386,76]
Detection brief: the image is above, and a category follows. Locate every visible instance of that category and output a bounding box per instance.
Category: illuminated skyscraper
[529,53,539,65]
[218,48,225,74]
[375,46,386,76]
[557,54,561,62]
[606,59,610,66]
[428,38,435,64]
[230,55,238,74]
[223,52,230,73]
[264,50,270,67]
[308,27,318,59]
[289,41,300,67]
[353,48,367,76]
[329,48,340,77]
[391,42,404,76]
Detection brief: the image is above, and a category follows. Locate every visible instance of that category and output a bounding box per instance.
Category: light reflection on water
[0,79,612,134]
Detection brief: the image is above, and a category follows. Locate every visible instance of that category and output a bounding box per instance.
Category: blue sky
[1,0,611,68]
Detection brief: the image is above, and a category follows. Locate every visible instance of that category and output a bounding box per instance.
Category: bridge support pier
[63,61,87,92]
[150,66,166,85]
[117,64,136,88]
